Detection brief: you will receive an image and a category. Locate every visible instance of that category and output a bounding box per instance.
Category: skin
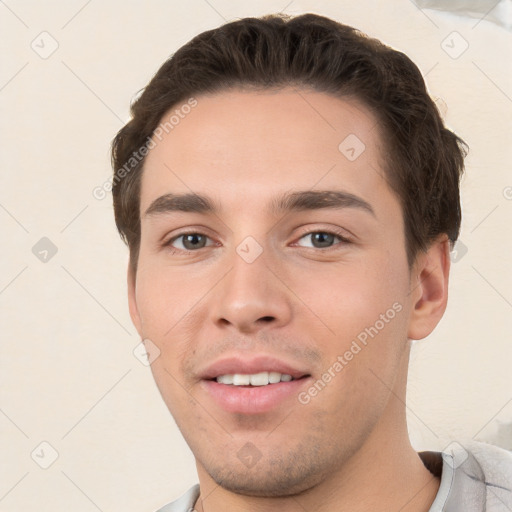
[128,88,451,512]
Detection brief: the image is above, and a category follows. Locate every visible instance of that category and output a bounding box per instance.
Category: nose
[209,244,293,334]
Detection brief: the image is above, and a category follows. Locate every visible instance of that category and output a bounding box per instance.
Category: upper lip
[198,355,311,380]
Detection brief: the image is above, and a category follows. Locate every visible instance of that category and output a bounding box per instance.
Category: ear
[128,264,143,338]
[407,234,451,341]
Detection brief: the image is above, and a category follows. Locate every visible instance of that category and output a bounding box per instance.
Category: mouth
[211,371,308,386]
[199,356,312,414]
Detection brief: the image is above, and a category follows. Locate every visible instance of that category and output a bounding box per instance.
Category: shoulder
[153,484,200,512]
[454,440,512,511]
[465,439,512,480]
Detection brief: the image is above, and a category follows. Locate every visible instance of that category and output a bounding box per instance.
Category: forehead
[139,88,395,218]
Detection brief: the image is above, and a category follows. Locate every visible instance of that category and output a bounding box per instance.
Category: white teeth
[216,374,234,385]
[232,374,251,385]
[215,372,294,386]
[250,372,269,386]
[268,371,281,384]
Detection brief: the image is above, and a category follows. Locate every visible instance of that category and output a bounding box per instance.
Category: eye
[162,228,351,254]
[295,230,351,249]
[165,232,214,252]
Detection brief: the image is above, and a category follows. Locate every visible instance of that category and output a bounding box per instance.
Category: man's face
[129,88,419,495]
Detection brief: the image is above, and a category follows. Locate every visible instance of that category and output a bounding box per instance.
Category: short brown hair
[111,13,467,274]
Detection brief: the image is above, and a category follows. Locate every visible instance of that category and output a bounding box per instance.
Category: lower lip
[201,378,311,414]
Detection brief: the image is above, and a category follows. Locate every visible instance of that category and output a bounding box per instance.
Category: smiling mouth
[210,371,311,387]
[202,365,313,414]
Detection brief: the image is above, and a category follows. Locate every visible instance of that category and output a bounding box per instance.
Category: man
[111,13,512,512]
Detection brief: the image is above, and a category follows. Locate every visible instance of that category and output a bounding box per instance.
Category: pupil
[184,234,204,250]
[313,232,334,248]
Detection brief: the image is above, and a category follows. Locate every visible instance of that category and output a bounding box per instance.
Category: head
[112,13,466,497]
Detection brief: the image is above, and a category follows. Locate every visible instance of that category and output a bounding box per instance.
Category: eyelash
[162,228,352,254]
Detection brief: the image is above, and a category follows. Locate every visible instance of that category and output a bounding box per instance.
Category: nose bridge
[210,235,293,332]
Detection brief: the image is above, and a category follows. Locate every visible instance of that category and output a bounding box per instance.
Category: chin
[198,445,338,498]
[209,466,323,497]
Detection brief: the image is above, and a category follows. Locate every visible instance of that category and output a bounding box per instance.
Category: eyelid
[292,226,353,248]
[162,225,353,254]
[161,224,216,243]
[162,230,216,251]
[298,224,351,237]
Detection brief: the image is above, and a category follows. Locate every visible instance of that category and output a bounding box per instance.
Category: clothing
[154,440,512,511]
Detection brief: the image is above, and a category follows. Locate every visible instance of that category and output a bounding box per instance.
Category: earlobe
[127,265,143,338]
[407,235,451,341]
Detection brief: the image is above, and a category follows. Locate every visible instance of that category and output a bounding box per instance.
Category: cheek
[135,263,204,335]
[136,269,198,411]
[295,264,409,424]
[290,254,408,345]
[134,263,211,393]
[149,361,200,435]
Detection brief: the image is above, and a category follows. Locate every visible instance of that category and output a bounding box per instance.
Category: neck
[194,343,440,512]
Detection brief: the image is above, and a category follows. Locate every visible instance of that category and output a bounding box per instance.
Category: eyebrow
[143,190,375,218]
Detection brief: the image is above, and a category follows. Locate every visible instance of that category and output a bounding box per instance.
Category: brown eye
[167,233,212,251]
[310,232,336,248]
[296,231,349,249]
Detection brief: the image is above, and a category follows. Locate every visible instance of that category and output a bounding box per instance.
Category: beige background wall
[1,1,511,510]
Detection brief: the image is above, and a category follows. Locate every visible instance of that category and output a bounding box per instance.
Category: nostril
[259,316,275,323]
